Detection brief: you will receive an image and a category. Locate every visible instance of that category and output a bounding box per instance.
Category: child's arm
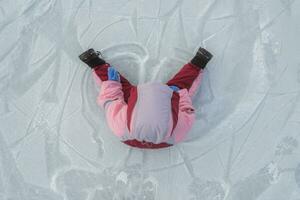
[171,89,196,143]
[93,69,128,137]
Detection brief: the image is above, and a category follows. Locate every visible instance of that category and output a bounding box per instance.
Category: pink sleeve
[172,89,196,143]
[95,77,128,137]
[97,80,124,108]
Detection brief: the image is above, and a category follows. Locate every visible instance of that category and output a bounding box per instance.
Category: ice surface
[0,0,300,199]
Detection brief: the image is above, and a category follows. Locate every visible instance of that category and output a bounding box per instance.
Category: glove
[169,85,180,92]
[108,66,120,82]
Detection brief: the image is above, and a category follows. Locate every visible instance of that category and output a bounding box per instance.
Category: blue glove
[169,85,180,92]
[108,66,120,82]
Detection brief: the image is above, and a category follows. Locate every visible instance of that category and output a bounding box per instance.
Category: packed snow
[1,0,300,199]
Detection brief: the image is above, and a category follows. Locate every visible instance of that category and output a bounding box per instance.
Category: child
[79,47,213,149]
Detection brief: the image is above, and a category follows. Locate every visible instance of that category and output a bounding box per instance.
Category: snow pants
[93,62,202,103]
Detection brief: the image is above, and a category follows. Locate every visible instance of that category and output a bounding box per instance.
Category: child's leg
[94,64,134,103]
[167,47,213,97]
[166,63,202,91]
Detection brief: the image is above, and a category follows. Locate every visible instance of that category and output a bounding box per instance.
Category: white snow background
[1,0,300,199]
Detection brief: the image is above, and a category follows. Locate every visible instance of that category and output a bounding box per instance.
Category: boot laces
[96,51,103,58]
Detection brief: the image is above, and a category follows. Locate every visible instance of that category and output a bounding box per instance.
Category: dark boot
[79,48,106,69]
[190,47,213,69]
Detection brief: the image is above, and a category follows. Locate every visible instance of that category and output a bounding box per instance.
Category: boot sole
[79,48,95,61]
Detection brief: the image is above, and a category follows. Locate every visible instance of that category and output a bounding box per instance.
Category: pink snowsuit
[93,63,203,149]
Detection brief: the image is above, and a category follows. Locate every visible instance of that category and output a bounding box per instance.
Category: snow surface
[1,0,300,199]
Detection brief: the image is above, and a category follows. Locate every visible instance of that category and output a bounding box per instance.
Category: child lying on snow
[79,47,213,149]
